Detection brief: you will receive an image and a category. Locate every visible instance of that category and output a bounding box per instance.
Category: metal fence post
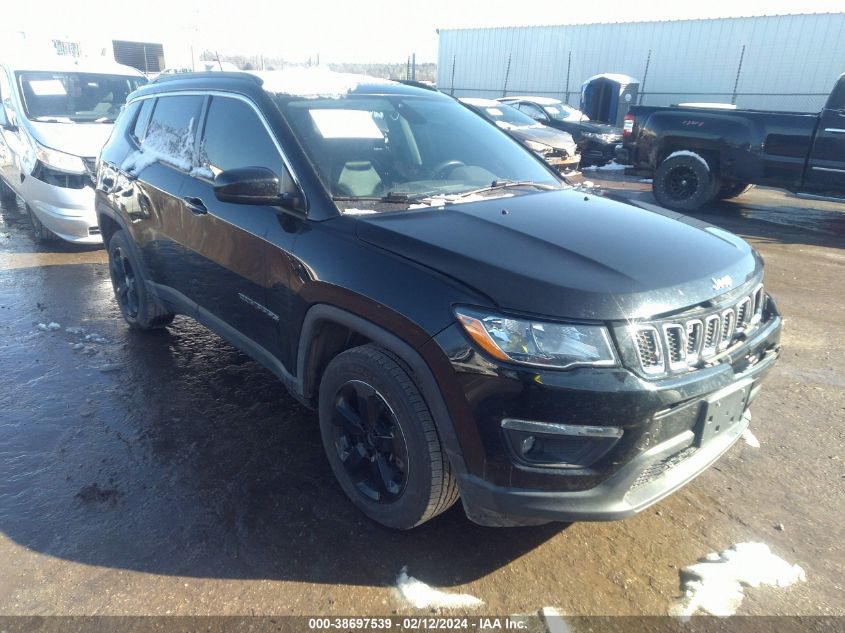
[502,53,512,97]
[450,55,456,96]
[732,44,746,105]
[639,49,651,105]
[564,50,571,105]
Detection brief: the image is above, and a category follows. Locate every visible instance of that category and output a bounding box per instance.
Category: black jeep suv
[96,70,782,529]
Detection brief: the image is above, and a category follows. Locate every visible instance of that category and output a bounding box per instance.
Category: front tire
[28,205,58,242]
[653,152,718,211]
[318,344,459,529]
[0,177,16,202]
[107,230,174,330]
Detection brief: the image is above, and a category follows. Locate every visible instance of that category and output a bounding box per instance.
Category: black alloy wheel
[664,164,700,201]
[330,379,409,503]
[109,244,140,319]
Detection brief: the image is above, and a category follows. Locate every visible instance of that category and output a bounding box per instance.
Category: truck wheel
[717,182,753,200]
[27,205,58,242]
[653,153,717,211]
[107,230,174,330]
[318,344,459,529]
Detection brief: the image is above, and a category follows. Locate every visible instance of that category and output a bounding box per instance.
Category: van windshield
[276,94,561,206]
[17,72,146,123]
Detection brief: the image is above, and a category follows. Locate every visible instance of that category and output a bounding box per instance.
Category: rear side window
[132,98,155,142]
[142,94,205,171]
[198,96,284,178]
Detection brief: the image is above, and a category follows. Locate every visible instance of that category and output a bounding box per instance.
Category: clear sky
[4,0,844,63]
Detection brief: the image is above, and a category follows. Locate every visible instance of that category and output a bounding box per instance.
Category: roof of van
[2,55,144,77]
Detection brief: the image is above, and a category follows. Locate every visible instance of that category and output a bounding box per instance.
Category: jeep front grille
[631,284,765,375]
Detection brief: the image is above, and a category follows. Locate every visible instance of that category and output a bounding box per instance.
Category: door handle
[183,196,208,215]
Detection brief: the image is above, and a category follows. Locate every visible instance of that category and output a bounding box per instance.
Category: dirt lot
[0,175,842,621]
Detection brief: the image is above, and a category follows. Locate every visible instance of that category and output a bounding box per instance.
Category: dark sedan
[460,97,580,172]
[498,96,622,166]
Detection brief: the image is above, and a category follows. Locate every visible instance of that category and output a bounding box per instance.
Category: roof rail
[152,71,263,85]
[395,79,439,92]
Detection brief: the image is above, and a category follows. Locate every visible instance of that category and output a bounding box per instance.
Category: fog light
[501,418,623,469]
[520,436,536,455]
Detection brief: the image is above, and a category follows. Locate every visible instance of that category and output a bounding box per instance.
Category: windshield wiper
[33,116,73,123]
[452,180,560,199]
[332,191,428,203]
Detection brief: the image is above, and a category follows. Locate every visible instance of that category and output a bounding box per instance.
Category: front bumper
[21,177,102,244]
[578,138,622,166]
[432,302,781,526]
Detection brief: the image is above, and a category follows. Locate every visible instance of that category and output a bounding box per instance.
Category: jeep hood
[355,189,761,321]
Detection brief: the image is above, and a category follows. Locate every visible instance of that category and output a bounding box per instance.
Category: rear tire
[28,205,58,242]
[717,182,753,200]
[107,230,174,330]
[318,344,459,529]
[653,152,718,211]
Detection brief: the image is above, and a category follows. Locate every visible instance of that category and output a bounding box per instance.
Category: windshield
[544,103,589,122]
[17,72,146,123]
[277,94,560,206]
[475,103,540,127]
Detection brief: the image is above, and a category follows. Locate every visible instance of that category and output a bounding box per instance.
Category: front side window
[277,94,559,205]
[16,72,145,123]
[198,96,285,180]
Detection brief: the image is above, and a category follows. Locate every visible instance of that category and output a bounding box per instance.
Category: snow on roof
[251,67,393,98]
[459,97,500,107]
[582,73,639,86]
[1,54,144,77]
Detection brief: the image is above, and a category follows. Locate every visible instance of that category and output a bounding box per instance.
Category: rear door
[123,93,206,305]
[178,93,300,355]
[805,80,845,193]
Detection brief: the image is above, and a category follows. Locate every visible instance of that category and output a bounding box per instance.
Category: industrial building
[437,13,845,112]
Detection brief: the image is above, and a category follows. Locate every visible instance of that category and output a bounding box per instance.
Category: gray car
[460,97,580,173]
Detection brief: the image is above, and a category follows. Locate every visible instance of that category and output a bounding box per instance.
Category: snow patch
[581,161,627,172]
[742,428,760,448]
[121,118,197,176]
[539,607,570,633]
[65,326,85,335]
[669,542,806,618]
[37,322,61,331]
[666,150,710,171]
[253,67,391,99]
[396,567,483,610]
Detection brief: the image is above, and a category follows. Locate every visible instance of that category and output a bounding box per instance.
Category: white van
[0,56,145,243]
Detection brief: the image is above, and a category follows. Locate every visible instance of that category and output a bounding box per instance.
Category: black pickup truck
[617,73,845,210]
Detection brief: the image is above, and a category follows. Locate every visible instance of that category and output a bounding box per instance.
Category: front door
[179,94,299,356]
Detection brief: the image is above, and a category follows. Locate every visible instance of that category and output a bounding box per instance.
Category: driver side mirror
[213,166,303,210]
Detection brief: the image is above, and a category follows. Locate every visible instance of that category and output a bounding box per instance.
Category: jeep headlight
[35,142,85,174]
[455,308,617,369]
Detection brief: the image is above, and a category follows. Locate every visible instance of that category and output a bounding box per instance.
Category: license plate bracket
[696,380,751,447]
